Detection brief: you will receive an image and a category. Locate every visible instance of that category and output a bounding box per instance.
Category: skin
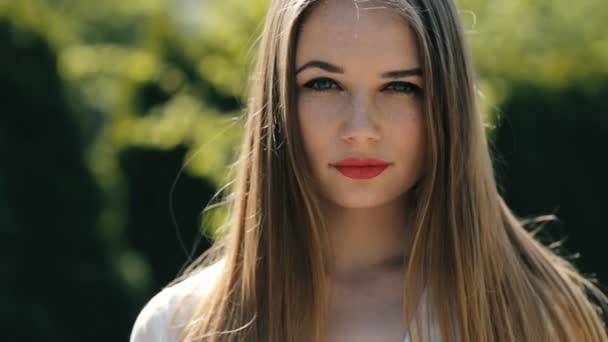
[295,0,426,340]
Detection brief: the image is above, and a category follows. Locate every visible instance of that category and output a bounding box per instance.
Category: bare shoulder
[129,260,225,342]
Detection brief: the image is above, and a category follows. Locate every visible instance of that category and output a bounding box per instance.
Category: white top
[130,263,439,342]
[130,262,222,342]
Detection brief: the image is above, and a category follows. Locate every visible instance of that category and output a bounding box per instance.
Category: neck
[322,193,413,280]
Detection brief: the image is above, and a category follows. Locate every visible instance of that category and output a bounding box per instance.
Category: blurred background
[0,0,606,340]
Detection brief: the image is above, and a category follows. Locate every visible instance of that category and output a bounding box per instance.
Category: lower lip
[334,165,389,179]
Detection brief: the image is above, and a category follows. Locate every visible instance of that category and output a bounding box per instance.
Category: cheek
[297,95,344,159]
[381,98,426,161]
[298,93,346,123]
[376,94,423,122]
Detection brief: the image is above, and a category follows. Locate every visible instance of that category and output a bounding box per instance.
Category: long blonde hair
[177,0,608,341]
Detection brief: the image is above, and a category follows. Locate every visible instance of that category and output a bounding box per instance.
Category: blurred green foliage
[0,0,606,340]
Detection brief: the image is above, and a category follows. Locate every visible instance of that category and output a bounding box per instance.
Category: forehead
[295,0,419,68]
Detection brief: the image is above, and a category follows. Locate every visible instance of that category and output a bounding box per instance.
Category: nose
[339,94,381,144]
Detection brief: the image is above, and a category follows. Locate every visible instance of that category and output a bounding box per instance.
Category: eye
[302,78,341,92]
[384,81,422,94]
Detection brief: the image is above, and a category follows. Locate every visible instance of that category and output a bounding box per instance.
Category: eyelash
[302,77,422,94]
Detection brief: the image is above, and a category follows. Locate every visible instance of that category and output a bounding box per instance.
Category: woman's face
[295,0,426,209]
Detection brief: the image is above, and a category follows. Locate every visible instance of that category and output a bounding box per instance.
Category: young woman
[130,0,608,341]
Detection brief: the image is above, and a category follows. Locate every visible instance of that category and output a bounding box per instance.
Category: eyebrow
[381,68,423,78]
[296,60,343,74]
[295,60,423,78]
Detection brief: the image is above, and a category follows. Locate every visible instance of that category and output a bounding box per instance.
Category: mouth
[331,158,391,180]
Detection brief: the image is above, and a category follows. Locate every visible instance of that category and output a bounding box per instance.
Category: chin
[322,192,400,210]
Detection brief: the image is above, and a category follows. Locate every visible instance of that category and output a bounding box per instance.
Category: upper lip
[332,158,392,167]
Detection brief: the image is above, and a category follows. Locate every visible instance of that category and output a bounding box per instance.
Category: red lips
[331,158,391,179]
